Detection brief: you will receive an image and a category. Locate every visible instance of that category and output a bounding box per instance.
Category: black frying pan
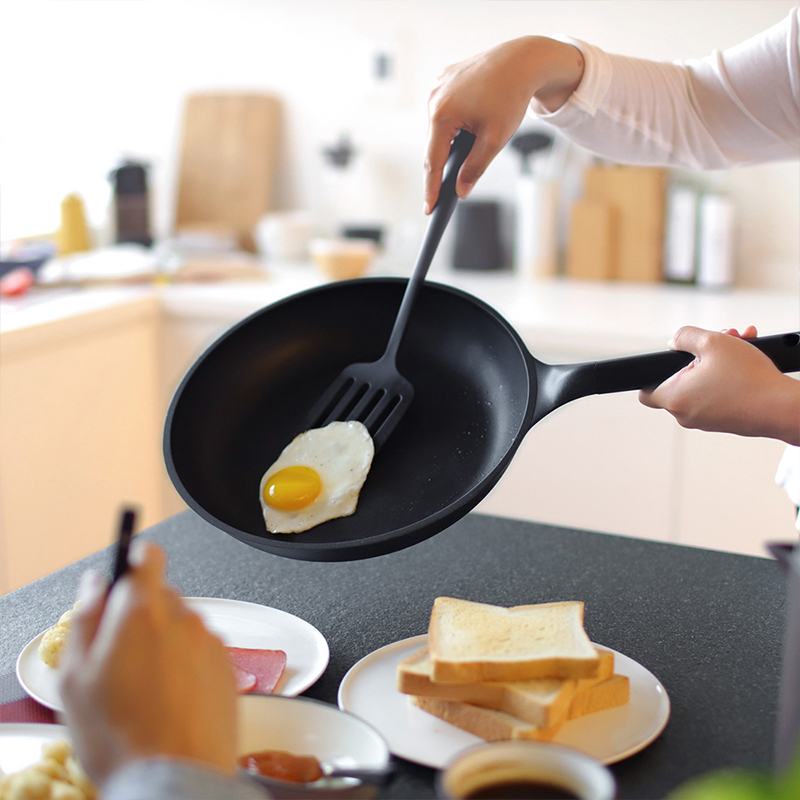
[164,279,799,561]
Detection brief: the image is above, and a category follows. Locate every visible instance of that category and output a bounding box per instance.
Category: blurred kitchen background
[1,0,799,593]
[2,0,799,287]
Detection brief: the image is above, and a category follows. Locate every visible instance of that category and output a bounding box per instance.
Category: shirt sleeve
[100,759,270,800]
[531,8,800,169]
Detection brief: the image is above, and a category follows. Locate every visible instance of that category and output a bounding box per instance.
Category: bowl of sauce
[236,695,391,799]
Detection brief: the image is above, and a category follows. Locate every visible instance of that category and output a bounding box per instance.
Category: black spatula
[303,130,476,451]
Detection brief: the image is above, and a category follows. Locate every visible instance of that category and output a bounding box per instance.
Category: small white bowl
[308,238,376,280]
[237,695,391,799]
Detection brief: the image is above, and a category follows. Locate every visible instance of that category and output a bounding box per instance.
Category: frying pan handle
[383,130,476,361]
[594,331,800,394]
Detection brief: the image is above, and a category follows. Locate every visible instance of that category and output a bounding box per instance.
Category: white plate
[338,635,670,768]
[16,598,329,713]
[0,723,70,776]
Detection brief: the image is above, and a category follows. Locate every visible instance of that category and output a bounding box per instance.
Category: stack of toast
[396,597,630,742]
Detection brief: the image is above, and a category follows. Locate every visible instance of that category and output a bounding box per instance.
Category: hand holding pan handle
[530,331,800,425]
[594,331,800,393]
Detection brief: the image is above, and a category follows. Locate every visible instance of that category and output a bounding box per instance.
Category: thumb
[669,325,711,356]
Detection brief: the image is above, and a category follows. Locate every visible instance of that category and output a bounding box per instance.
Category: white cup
[438,741,616,800]
[255,211,314,262]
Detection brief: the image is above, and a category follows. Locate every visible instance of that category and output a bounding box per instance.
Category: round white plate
[338,635,670,769]
[16,598,329,712]
[0,723,70,776]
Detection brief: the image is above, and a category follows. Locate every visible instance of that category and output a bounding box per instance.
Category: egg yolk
[263,466,322,511]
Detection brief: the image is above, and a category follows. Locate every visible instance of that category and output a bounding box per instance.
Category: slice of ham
[227,647,287,694]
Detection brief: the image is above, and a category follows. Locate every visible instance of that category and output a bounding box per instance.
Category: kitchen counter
[3,265,798,354]
[0,510,789,799]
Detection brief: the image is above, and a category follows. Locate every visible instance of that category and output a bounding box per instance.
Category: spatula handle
[383,130,476,361]
[594,331,800,394]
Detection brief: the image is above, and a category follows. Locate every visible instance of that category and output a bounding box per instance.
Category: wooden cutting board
[174,93,281,252]
[565,198,617,281]
[582,165,667,282]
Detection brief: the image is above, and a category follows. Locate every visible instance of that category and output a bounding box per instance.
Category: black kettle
[108,160,153,247]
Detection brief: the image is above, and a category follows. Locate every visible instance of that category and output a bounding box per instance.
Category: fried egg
[259,420,375,533]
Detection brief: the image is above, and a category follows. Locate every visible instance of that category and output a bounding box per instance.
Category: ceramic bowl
[237,694,391,799]
[308,238,375,280]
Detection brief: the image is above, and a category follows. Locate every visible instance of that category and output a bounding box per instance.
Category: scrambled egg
[0,739,97,800]
[38,605,77,668]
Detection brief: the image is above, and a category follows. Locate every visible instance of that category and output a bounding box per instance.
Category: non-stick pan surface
[165,278,799,562]
[165,279,535,561]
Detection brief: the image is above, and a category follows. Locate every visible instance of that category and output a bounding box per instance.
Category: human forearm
[532,10,800,170]
[762,375,800,446]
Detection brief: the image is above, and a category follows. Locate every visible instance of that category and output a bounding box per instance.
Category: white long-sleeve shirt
[531,8,800,169]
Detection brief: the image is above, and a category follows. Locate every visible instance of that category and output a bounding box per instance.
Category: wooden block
[584,165,667,282]
[175,93,281,252]
[565,198,617,280]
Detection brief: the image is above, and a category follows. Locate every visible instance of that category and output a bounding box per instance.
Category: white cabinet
[475,382,795,557]
[476,391,679,544]
[475,327,797,557]
[0,295,164,593]
[673,428,793,554]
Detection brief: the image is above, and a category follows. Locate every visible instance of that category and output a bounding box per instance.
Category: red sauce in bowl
[238,749,324,784]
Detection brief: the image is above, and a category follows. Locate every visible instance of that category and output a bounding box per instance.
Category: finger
[61,571,109,663]
[638,388,658,408]
[741,324,758,339]
[455,130,506,199]
[128,540,167,589]
[424,119,461,214]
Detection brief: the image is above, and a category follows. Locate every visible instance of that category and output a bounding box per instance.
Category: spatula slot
[364,393,402,433]
[337,382,370,421]
[308,376,356,429]
[355,388,387,424]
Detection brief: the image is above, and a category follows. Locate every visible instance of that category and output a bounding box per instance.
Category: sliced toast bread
[428,598,600,683]
[411,670,630,743]
[568,674,630,719]
[411,695,565,742]
[397,646,614,728]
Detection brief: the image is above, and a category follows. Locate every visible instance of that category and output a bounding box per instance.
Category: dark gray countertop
[0,510,787,799]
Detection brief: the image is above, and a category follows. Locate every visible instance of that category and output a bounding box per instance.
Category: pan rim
[163,277,534,560]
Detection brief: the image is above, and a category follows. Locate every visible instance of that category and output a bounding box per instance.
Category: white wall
[2,0,798,288]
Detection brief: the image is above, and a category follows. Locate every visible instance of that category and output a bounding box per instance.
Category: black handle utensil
[528,331,800,426]
[110,507,138,588]
[302,130,476,451]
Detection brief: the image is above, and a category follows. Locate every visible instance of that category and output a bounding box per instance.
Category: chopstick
[110,507,138,589]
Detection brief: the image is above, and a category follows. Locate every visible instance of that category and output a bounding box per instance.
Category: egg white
[259,420,375,534]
